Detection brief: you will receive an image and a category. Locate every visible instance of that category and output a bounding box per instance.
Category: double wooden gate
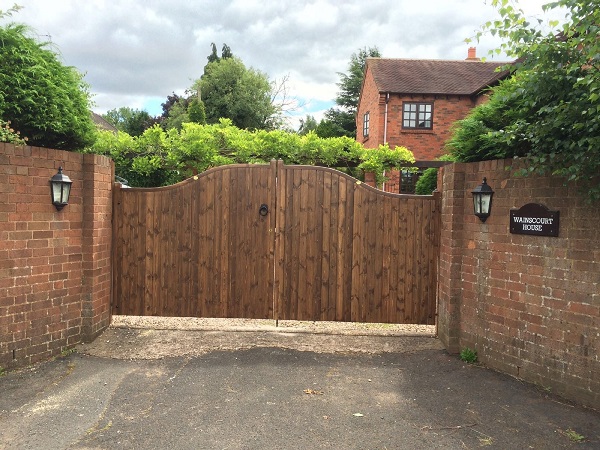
[111,161,440,324]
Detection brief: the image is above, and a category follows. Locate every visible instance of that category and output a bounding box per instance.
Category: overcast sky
[7,0,563,128]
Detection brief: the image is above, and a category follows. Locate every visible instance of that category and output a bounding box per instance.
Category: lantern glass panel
[53,182,63,203]
[62,183,71,203]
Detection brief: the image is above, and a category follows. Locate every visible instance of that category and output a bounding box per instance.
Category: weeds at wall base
[459,347,478,364]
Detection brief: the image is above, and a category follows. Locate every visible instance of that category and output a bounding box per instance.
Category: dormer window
[403,102,433,129]
[363,112,370,137]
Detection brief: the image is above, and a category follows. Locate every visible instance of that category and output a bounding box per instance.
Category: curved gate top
[112,160,441,324]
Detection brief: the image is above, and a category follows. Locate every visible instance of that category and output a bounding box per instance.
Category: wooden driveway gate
[111,161,441,324]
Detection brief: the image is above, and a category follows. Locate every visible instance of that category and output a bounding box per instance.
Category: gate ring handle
[259,204,269,216]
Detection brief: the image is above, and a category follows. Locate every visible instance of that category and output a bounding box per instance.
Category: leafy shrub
[87,120,416,187]
[414,168,438,195]
[0,119,26,145]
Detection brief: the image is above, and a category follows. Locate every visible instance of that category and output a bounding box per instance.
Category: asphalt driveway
[1,324,599,449]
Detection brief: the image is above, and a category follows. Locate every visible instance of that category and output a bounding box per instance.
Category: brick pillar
[364,172,376,188]
[437,163,467,353]
[384,169,401,193]
[81,154,113,342]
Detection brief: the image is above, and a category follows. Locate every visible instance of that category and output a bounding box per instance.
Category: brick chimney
[466,47,480,61]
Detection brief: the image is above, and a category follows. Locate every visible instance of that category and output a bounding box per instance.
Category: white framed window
[402,102,433,129]
[363,112,370,137]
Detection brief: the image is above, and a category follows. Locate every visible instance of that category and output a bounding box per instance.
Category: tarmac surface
[1,319,599,449]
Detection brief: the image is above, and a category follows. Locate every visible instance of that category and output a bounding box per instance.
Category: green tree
[162,100,189,131]
[0,13,95,150]
[103,107,153,136]
[298,115,318,135]
[187,98,206,124]
[336,47,381,111]
[204,42,233,74]
[195,57,277,130]
[221,43,233,59]
[315,109,355,138]
[207,43,219,64]
[452,0,600,201]
[317,47,381,138]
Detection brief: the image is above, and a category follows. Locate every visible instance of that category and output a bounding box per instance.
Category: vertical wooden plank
[421,197,433,324]
[350,183,362,323]
[366,190,381,323]
[381,195,392,323]
[153,190,164,316]
[229,168,245,317]
[341,176,354,322]
[396,197,408,323]
[135,192,147,316]
[297,169,309,319]
[414,198,425,323]
[268,160,278,319]
[220,168,231,318]
[173,186,184,317]
[328,173,341,320]
[160,188,173,317]
[404,198,416,323]
[333,174,345,321]
[228,168,239,317]
[184,184,194,317]
[274,161,286,321]
[311,169,323,321]
[144,191,155,316]
[288,169,301,320]
[432,191,442,325]
[209,171,221,317]
[189,179,199,317]
[389,197,400,323]
[251,166,265,318]
[111,184,123,315]
[205,171,216,317]
[371,192,384,323]
[320,171,332,320]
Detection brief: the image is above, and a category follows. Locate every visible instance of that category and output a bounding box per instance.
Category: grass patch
[61,347,76,357]
[562,429,586,443]
[459,347,478,364]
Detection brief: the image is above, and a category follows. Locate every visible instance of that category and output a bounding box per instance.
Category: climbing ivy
[86,119,415,187]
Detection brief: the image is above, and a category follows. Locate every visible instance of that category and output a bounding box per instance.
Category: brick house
[356,48,508,193]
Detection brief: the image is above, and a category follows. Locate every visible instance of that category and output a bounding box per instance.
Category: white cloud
[10,0,568,118]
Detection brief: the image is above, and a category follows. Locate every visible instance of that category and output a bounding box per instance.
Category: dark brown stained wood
[274,160,285,320]
[405,198,416,322]
[320,171,332,320]
[341,178,354,322]
[112,162,439,324]
[381,196,392,322]
[111,184,123,314]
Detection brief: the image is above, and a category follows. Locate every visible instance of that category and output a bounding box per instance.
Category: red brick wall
[385,94,476,161]
[438,160,600,410]
[0,143,113,369]
[356,66,385,149]
[356,82,478,162]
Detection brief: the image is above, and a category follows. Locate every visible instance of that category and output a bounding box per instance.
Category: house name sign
[510,203,559,237]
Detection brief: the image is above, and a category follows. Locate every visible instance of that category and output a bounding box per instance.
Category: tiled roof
[90,112,119,133]
[366,58,510,96]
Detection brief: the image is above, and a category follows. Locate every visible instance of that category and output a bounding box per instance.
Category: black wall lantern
[50,167,72,211]
[472,177,494,222]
